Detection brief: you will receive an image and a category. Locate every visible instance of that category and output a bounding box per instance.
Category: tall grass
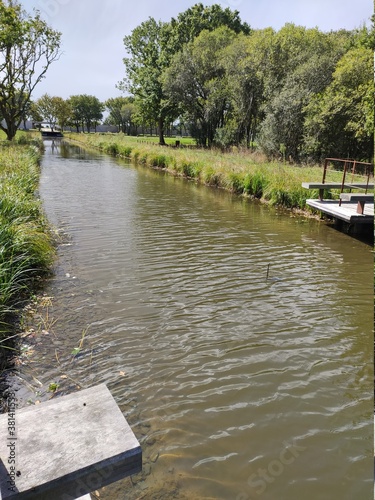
[65,132,342,211]
[0,135,55,356]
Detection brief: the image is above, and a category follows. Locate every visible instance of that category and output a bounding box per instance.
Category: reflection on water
[12,141,373,499]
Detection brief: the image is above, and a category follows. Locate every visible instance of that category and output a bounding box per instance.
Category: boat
[40,125,63,138]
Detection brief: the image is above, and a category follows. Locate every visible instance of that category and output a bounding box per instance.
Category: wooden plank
[339,193,374,202]
[345,183,374,189]
[302,182,343,189]
[0,384,142,499]
[302,182,374,190]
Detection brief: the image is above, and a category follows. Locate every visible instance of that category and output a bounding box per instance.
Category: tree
[220,29,274,148]
[168,2,250,50]
[303,46,374,161]
[68,94,103,133]
[119,4,250,145]
[30,101,43,127]
[0,0,61,140]
[54,97,72,131]
[33,93,71,131]
[256,25,350,160]
[164,27,236,146]
[119,17,173,145]
[105,96,137,134]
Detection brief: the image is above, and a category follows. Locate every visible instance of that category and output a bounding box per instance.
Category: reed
[0,136,55,354]
[65,132,343,211]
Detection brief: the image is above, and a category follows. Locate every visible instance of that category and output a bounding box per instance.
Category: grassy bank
[65,133,343,210]
[0,132,55,363]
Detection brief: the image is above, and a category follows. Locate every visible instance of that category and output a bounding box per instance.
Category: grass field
[134,135,196,146]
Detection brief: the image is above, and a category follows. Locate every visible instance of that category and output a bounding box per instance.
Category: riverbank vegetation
[0,1,61,140]
[65,132,346,211]
[0,132,55,365]
[120,4,374,162]
[23,5,373,165]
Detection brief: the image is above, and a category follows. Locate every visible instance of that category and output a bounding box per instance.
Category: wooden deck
[306,199,374,224]
[0,384,142,499]
[302,159,374,228]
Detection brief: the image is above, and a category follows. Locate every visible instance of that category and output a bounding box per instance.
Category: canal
[12,140,373,499]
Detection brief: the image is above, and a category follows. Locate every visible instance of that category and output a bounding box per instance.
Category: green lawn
[133,135,196,146]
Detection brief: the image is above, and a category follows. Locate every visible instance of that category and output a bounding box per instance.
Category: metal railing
[322,158,373,205]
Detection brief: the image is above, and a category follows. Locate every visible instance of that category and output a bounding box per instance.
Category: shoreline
[64,133,334,220]
[0,135,56,408]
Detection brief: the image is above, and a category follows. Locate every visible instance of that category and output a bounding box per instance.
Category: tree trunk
[246,123,251,149]
[158,116,166,146]
[6,122,18,141]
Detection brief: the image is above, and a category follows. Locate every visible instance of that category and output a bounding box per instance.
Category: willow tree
[0,1,61,140]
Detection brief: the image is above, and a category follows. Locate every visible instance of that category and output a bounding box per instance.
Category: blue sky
[22,0,373,102]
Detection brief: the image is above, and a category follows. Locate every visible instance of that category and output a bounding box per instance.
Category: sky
[21,0,373,103]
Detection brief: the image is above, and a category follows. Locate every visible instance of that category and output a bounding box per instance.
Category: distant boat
[40,126,63,138]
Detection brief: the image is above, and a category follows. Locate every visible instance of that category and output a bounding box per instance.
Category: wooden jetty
[0,384,142,499]
[302,158,374,228]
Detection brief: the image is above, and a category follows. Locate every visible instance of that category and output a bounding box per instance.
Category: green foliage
[168,2,250,50]
[303,46,374,160]
[164,26,236,146]
[120,4,251,146]
[122,8,373,162]
[119,145,133,157]
[120,17,173,145]
[149,153,169,168]
[68,95,104,133]
[0,1,61,140]
[32,94,71,131]
[105,143,119,156]
[0,142,55,338]
[105,97,137,134]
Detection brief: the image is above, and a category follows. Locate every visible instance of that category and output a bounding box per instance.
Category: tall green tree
[105,96,137,134]
[164,27,236,146]
[257,25,349,160]
[68,95,103,133]
[303,46,374,161]
[119,17,173,145]
[167,2,250,49]
[33,94,71,131]
[0,0,61,140]
[220,29,274,148]
[119,3,250,145]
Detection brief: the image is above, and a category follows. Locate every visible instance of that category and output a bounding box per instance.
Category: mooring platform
[302,158,374,228]
[0,384,142,499]
[306,199,374,224]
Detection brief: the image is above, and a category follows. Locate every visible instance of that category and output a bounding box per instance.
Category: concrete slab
[0,384,142,499]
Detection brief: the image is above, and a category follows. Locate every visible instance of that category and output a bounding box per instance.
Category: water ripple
[18,142,374,500]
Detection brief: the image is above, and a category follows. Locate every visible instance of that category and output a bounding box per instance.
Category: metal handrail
[322,158,374,205]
